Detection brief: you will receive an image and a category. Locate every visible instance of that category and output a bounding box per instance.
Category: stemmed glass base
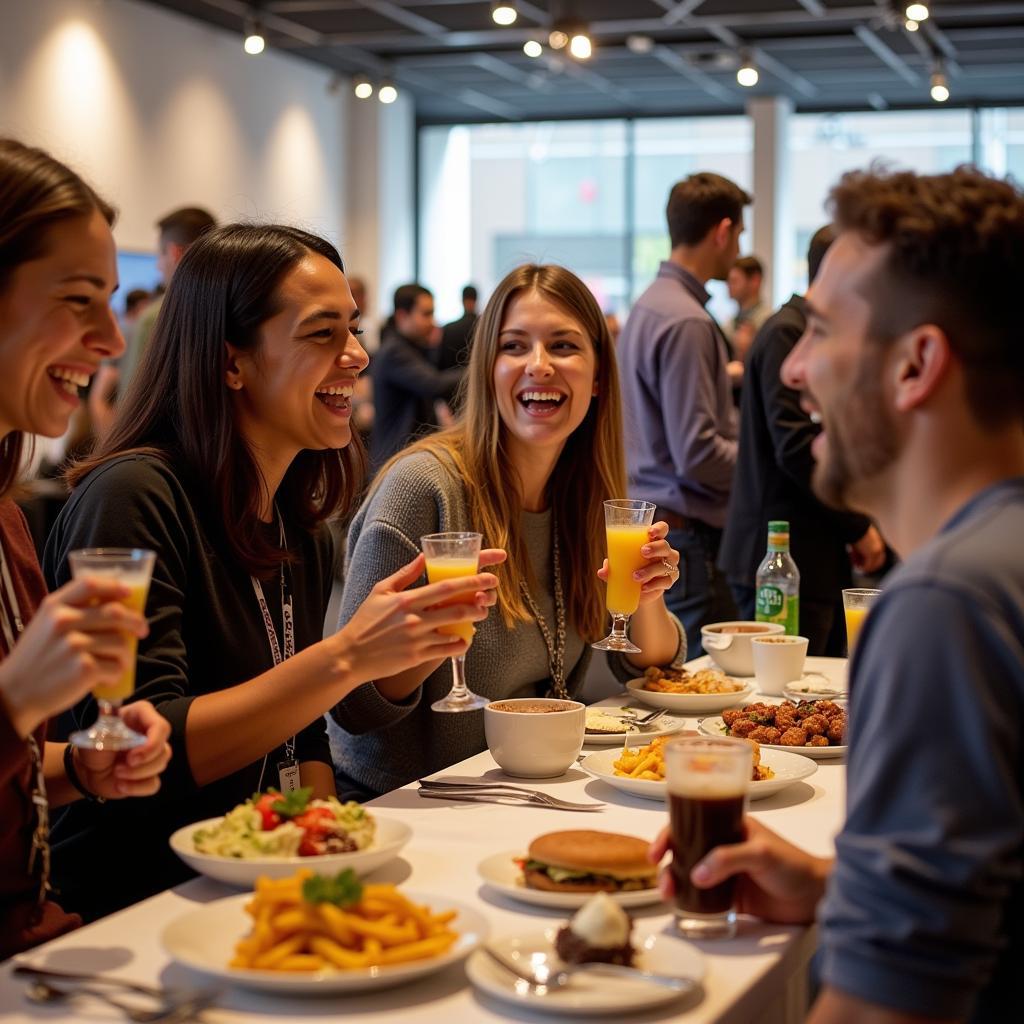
[592,613,642,654]
[69,699,146,751]
[432,654,488,713]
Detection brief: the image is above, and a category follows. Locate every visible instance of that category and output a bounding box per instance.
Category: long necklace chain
[518,521,568,700]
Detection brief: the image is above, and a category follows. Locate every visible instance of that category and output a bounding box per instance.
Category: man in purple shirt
[617,172,751,654]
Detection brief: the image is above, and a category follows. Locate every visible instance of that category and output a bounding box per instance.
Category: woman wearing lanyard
[0,139,171,955]
[329,264,685,798]
[43,224,500,921]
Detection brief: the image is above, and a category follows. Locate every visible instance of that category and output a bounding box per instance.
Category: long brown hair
[377,264,627,641]
[0,139,114,497]
[69,224,365,577]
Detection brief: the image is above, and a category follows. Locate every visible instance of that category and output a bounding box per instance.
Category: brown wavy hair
[0,139,114,497]
[829,164,1024,429]
[69,224,365,577]
[375,264,627,641]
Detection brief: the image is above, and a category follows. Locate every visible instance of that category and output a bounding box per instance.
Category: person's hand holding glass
[593,499,680,653]
[68,548,155,751]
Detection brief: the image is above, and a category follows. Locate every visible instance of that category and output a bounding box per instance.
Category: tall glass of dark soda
[665,736,752,939]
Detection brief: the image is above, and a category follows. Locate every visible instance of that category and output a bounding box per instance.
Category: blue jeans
[664,524,739,658]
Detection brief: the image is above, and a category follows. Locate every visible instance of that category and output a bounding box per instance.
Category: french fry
[254,934,306,969]
[310,935,371,969]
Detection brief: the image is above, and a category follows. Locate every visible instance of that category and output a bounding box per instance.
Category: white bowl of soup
[700,621,785,676]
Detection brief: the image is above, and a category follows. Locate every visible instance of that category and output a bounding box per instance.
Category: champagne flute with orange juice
[842,587,881,655]
[68,548,155,751]
[421,532,487,712]
[592,499,656,654]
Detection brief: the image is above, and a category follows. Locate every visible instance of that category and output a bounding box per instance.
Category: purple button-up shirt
[617,261,738,528]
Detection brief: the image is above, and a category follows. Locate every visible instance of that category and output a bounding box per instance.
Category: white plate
[783,677,848,702]
[584,709,687,746]
[466,927,704,1015]
[579,746,818,800]
[698,717,848,759]
[477,851,664,910]
[161,891,487,994]
[169,815,412,888]
[624,677,754,714]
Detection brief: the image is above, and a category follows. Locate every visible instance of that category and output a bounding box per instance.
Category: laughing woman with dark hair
[0,139,171,955]
[43,224,499,920]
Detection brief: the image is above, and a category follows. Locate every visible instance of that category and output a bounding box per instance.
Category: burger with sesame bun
[520,830,657,893]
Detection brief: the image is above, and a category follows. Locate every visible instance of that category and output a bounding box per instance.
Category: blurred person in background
[0,139,170,956]
[119,205,216,387]
[617,172,749,654]
[371,283,462,468]
[719,226,886,655]
[725,255,769,364]
[438,284,479,372]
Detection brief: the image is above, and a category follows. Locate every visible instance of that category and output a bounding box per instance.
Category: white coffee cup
[484,698,585,778]
[750,635,809,696]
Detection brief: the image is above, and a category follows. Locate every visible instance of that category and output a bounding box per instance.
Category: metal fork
[417,780,604,812]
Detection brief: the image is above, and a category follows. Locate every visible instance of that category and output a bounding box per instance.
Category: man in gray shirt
[617,172,750,653]
[653,166,1024,1022]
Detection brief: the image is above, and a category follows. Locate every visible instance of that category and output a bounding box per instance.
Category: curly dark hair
[829,164,1024,429]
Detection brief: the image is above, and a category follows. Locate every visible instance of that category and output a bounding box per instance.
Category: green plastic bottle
[755,520,800,635]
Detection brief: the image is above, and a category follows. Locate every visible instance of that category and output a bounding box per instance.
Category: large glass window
[789,110,973,291]
[978,108,1024,181]
[419,120,628,323]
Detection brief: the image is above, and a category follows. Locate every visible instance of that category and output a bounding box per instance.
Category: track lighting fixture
[491,2,517,26]
[353,75,373,99]
[243,17,265,55]
[736,54,759,87]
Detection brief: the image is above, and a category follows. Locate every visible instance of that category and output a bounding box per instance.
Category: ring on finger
[661,558,679,578]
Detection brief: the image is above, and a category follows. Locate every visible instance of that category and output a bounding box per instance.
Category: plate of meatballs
[699,699,848,759]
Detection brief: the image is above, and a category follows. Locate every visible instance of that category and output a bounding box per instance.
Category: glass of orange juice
[421,532,486,713]
[842,587,881,655]
[68,548,155,751]
[592,499,656,654]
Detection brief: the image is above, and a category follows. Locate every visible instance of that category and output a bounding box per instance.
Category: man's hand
[75,701,172,799]
[649,816,832,925]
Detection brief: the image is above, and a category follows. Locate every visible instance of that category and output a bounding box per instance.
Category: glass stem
[96,698,121,722]
[449,655,469,699]
[610,613,631,642]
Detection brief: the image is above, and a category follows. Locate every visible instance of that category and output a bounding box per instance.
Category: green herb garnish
[271,787,313,819]
[302,869,363,907]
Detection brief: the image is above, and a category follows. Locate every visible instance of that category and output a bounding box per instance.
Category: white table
[0,657,847,1023]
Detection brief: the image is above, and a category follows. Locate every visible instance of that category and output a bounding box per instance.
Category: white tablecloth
[0,657,847,1023]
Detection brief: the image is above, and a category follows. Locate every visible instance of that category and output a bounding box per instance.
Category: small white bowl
[484,698,584,778]
[701,621,785,675]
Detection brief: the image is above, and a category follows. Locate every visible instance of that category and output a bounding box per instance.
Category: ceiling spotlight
[905,3,929,21]
[737,55,759,87]
[523,39,543,58]
[626,34,654,55]
[930,66,949,102]
[378,80,398,104]
[243,18,265,55]
[491,1,517,26]
[549,28,569,50]
[905,18,919,31]
[569,31,592,60]
[353,75,374,99]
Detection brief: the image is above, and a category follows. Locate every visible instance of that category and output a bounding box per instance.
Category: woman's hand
[648,817,831,925]
[0,578,149,739]
[74,701,172,799]
[333,549,505,683]
[596,521,680,608]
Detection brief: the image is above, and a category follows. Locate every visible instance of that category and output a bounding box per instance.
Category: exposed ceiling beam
[354,0,447,38]
[853,25,921,85]
[395,66,519,119]
[654,0,708,27]
[651,44,734,103]
[795,0,826,14]
[752,49,819,96]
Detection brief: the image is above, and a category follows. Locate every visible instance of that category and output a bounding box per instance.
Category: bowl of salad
[169,788,412,888]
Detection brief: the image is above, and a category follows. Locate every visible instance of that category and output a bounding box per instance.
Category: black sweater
[42,454,334,920]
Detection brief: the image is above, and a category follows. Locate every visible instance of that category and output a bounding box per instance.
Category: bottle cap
[768,520,790,533]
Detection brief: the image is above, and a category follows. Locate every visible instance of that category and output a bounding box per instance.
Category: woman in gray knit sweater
[329,265,685,797]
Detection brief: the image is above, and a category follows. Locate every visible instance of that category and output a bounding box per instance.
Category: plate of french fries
[161,868,489,993]
[579,739,817,803]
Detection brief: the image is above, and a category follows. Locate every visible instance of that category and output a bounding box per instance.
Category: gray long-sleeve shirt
[327,450,685,797]
[617,261,738,527]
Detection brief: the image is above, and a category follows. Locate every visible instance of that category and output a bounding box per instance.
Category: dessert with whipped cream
[554,891,636,966]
